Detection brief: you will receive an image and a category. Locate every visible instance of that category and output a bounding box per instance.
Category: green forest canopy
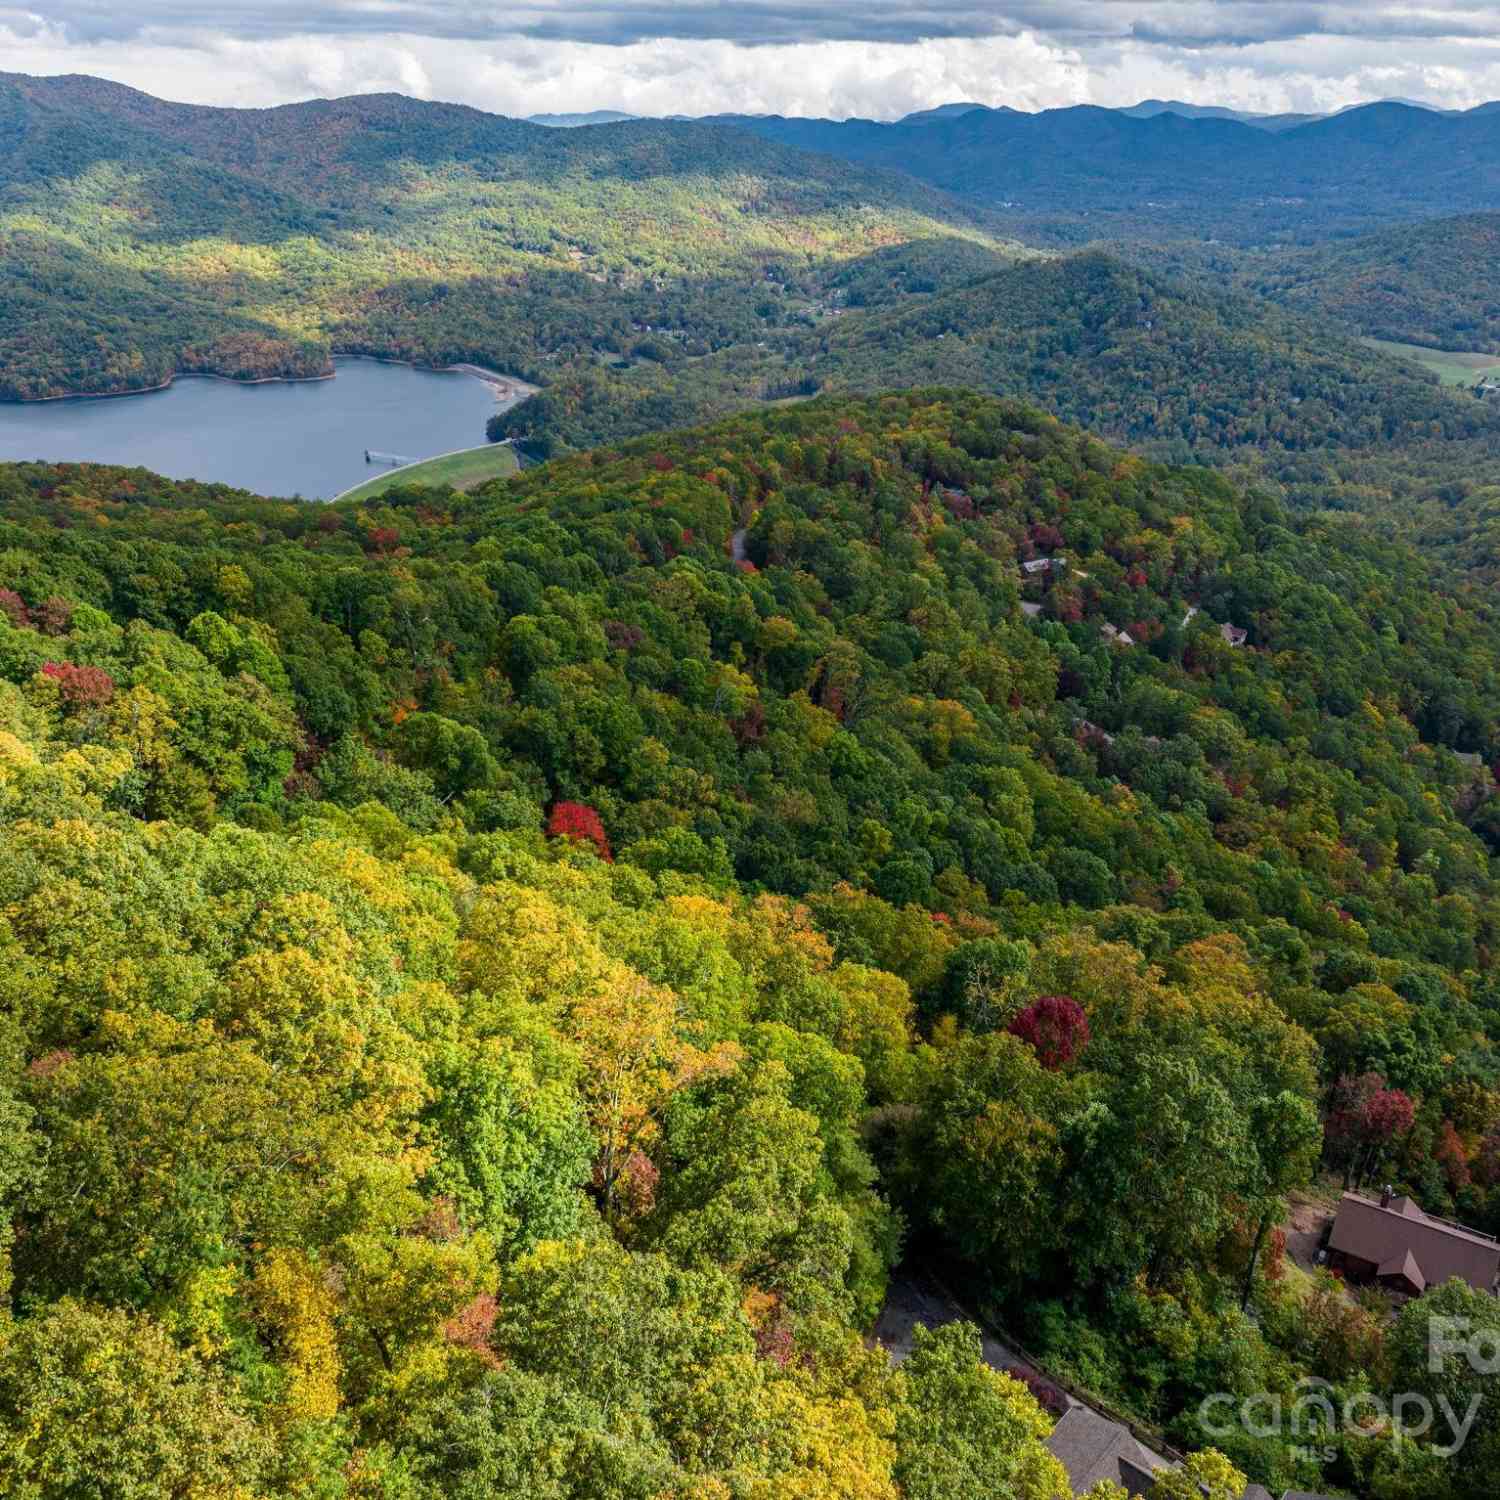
[4,392,1500,1495]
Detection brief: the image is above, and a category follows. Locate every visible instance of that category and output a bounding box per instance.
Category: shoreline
[359,355,539,406]
[14,367,338,405]
[8,355,539,407]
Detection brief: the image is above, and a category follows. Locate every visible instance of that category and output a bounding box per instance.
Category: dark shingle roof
[1329,1192,1499,1292]
[1045,1406,1172,1498]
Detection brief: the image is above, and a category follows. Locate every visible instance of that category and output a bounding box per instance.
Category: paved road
[873,1268,1077,1406]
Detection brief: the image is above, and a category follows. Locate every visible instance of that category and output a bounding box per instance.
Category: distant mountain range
[528,95,1495,137]
[1117,96,1485,132]
[525,109,638,127]
[520,95,1500,241]
[695,100,1500,242]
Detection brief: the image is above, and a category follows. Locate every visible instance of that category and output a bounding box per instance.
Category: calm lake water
[0,358,504,500]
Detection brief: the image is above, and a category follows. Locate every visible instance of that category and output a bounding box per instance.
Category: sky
[5,2,1500,118]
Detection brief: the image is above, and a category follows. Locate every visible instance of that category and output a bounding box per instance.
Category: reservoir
[0,358,522,500]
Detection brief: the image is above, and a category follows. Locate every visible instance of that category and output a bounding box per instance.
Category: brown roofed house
[1045,1406,1173,1498]
[1326,1188,1500,1296]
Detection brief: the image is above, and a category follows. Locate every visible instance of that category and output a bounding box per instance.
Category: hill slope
[5,390,1500,964]
[790,253,1498,459]
[1249,214,1500,353]
[5,393,1500,1493]
[0,73,1016,400]
[494,252,1500,469]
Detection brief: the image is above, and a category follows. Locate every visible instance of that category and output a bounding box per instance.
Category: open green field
[1363,337,1500,387]
[335,443,519,502]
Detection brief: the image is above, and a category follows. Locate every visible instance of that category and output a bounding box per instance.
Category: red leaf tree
[0,589,30,629]
[1008,994,1090,1069]
[1005,1366,1067,1417]
[1435,1121,1472,1195]
[547,800,612,861]
[40,661,115,709]
[1326,1073,1415,1189]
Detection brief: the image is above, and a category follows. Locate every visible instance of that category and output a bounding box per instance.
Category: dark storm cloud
[13,2,1500,49]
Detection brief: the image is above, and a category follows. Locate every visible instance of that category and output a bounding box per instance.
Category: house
[1326,1188,1500,1296]
[1045,1406,1173,1498]
[1220,623,1248,648]
[1021,601,1044,618]
[1021,557,1061,576]
[1100,623,1135,646]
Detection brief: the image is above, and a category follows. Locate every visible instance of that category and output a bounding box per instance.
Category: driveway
[874,1267,1078,1407]
[1284,1190,1335,1275]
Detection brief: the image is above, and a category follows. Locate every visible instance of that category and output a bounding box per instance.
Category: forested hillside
[711,102,1500,242]
[4,393,1500,1495]
[0,73,1014,400]
[17,70,1500,599]
[1248,215,1500,353]
[487,248,1500,597]
[495,251,1500,486]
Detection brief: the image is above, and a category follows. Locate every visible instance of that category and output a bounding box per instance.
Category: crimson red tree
[1325,1073,1415,1189]
[1007,994,1090,1069]
[547,800,612,861]
[0,589,29,629]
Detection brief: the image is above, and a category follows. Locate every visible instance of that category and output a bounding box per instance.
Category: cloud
[3,3,1500,117]
[9,2,1500,50]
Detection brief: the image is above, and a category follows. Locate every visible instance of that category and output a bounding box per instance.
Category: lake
[0,358,518,500]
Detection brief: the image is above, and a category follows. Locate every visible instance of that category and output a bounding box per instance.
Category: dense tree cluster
[4,392,1500,1493]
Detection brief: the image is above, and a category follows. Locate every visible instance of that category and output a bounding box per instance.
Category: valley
[1362,340,1500,388]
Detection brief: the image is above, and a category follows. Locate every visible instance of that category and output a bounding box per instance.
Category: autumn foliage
[40,661,115,708]
[1007,994,1090,1069]
[547,800,612,861]
[1325,1072,1416,1188]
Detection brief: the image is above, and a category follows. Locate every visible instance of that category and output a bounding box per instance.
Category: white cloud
[4,11,1500,118]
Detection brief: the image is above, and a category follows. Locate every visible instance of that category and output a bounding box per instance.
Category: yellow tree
[567,965,738,1221]
[1149,1450,1247,1500]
